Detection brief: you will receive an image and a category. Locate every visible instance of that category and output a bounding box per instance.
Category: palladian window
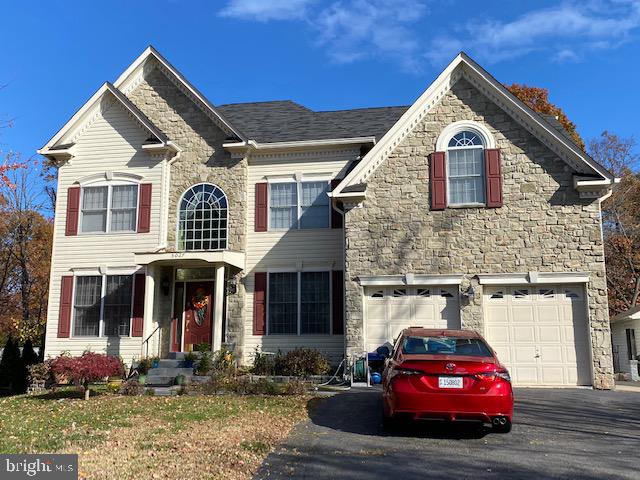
[178,183,228,251]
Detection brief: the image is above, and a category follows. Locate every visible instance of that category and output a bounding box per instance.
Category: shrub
[279,349,331,377]
[196,351,212,375]
[136,357,153,375]
[0,337,26,393]
[281,379,308,395]
[212,347,235,373]
[21,340,39,367]
[50,352,124,400]
[193,343,211,352]
[119,379,144,396]
[252,349,276,376]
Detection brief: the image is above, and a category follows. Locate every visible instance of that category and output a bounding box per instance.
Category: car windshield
[401,336,492,357]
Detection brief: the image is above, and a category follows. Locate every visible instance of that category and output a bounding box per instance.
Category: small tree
[21,339,39,367]
[0,337,24,393]
[50,352,124,400]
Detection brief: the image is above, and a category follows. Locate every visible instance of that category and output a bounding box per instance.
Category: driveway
[256,387,640,479]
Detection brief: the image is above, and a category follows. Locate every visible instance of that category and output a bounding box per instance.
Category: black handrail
[142,325,161,358]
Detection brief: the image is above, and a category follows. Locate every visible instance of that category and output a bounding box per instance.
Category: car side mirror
[376,345,391,358]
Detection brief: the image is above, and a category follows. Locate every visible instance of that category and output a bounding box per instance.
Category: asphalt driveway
[256,387,640,479]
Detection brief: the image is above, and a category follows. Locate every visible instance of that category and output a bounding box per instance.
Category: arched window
[178,183,228,251]
[447,130,486,206]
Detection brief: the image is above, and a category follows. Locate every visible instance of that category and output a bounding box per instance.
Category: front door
[184,282,214,348]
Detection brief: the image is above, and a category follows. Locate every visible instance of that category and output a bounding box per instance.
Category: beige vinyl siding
[612,319,640,374]
[44,100,164,365]
[242,148,359,365]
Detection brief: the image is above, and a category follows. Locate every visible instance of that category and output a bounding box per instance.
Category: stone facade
[343,78,614,389]
[127,63,247,356]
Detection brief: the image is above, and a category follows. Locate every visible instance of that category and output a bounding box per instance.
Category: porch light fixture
[226,277,238,295]
[161,278,171,296]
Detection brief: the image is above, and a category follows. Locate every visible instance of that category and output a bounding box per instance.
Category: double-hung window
[267,271,331,335]
[447,131,485,206]
[269,181,329,230]
[80,183,138,233]
[73,274,134,337]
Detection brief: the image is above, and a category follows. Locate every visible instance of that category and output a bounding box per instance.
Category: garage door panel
[365,286,460,352]
[513,326,535,342]
[486,327,509,343]
[539,325,561,342]
[514,346,536,363]
[512,305,535,322]
[514,366,539,384]
[484,284,591,386]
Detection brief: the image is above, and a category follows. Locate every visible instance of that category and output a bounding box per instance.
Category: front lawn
[0,390,309,479]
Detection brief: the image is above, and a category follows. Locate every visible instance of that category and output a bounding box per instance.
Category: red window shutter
[255,183,268,232]
[330,179,343,229]
[137,183,152,233]
[429,152,447,210]
[131,273,145,337]
[332,270,344,335]
[57,276,74,338]
[253,272,267,335]
[485,149,503,208]
[65,186,80,236]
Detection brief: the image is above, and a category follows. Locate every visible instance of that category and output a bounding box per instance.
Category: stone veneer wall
[127,64,246,357]
[343,78,614,389]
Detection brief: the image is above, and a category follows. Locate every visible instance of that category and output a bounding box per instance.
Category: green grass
[0,388,307,454]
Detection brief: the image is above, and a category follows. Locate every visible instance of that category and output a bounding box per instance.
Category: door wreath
[191,288,208,326]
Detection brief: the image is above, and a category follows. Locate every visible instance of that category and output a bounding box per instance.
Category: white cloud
[426,0,640,65]
[219,0,317,21]
[315,0,428,70]
[219,0,640,70]
[219,0,429,71]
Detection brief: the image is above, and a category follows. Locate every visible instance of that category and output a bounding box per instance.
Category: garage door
[484,285,591,386]
[364,286,460,353]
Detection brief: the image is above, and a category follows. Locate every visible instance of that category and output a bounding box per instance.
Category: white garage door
[364,286,460,353]
[484,285,591,386]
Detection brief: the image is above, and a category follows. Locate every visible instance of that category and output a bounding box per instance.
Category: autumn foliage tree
[0,160,53,345]
[506,83,585,151]
[50,352,124,400]
[589,132,640,316]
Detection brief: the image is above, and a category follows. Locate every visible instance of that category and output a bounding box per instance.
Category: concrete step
[146,386,181,396]
[148,367,194,376]
[157,359,184,368]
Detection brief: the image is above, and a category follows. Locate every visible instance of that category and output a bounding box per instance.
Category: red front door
[184,282,213,348]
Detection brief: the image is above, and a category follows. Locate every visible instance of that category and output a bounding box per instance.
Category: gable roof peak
[113,46,246,141]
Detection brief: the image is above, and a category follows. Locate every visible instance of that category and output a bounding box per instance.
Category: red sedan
[381,328,513,432]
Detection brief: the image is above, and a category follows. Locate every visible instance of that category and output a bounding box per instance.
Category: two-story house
[39,47,616,389]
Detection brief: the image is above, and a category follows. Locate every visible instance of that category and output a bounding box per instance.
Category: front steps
[142,353,210,395]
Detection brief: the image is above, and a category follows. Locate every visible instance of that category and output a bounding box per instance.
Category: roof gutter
[223,136,376,154]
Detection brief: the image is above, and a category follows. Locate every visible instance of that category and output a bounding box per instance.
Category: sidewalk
[615,381,640,392]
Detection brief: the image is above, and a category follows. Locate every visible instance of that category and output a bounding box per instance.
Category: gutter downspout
[157,141,182,252]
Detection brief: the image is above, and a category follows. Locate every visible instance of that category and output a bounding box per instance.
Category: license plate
[438,376,463,389]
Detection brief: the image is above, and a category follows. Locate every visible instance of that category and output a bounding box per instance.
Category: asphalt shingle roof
[216,100,408,143]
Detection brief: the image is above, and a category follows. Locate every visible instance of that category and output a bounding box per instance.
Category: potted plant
[151,356,160,369]
[183,352,197,369]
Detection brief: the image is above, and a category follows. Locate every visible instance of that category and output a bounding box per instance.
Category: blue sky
[1,0,640,164]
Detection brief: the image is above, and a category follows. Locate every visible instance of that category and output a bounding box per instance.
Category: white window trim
[265,269,333,336]
[70,271,137,339]
[79,181,140,235]
[267,176,332,231]
[175,183,229,252]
